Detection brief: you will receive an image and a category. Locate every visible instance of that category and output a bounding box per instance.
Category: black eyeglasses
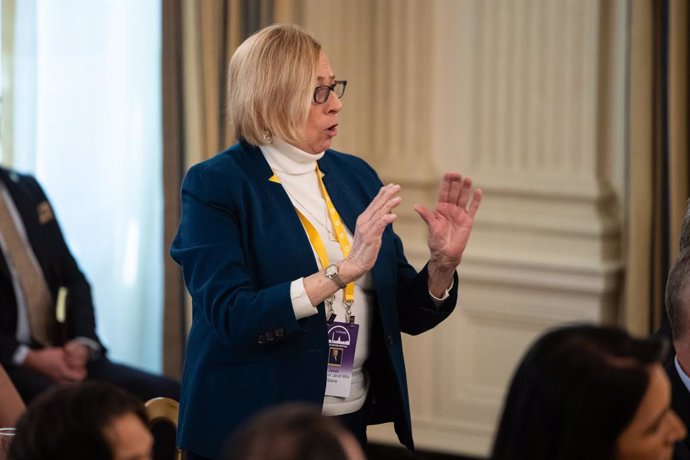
[313,80,347,104]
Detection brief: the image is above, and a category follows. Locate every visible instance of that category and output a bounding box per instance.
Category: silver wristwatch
[325,264,346,289]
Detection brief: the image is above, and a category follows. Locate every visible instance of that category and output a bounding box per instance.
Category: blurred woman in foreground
[491,324,686,460]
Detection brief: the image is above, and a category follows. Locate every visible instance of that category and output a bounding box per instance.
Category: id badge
[325,322,358,397]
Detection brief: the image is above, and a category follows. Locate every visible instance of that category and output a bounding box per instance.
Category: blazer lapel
[235,143,321,278]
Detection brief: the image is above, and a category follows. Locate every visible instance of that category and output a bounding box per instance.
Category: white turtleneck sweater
[260,138,374,416]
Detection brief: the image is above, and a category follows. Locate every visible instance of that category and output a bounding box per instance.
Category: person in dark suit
[656,200,690,364]
[0,166,179,405]
[665,250,690,459]
[170,24,482,460]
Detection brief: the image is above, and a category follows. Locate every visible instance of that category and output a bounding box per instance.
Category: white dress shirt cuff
[291,278,319,320]
[674,355,690,394]
[429,278,454,307]
[12,344,30,366]
[71,337,102,358]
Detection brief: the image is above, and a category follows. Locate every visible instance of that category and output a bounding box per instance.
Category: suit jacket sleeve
[396,263,458,335]
[170,162,305,348]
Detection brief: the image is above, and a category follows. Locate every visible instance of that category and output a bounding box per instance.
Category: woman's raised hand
[414,173,482,295]
[340,183,401,282]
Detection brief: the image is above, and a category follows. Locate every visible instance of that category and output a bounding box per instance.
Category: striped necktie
[0,188,55,346]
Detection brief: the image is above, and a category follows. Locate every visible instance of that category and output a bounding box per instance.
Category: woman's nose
[327,91,343,113]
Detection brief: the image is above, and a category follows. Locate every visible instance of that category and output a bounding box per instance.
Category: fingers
[437,173,480,213]
[438,173,460,204]
[359,184,401,227]
[59,356,86,381]
[413,204,433,226]
[367,183,401,216]
[467,188,482,218]
[65,355,87,369]
[349,185,401,271]
[63,367,86,382]
[456,177,473,209]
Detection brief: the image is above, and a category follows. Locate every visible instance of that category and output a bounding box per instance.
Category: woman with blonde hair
[172,24,481,459]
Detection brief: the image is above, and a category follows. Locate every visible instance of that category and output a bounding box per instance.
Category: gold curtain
[624,0,689,335]
[181,0,240,167]
[667,0,689,251]
[162,0,186,379]
[162,0,291,377]
[182,0,279,166]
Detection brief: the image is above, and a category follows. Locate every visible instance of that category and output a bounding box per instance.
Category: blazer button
[265,331,274,342]
[386,334,394,346]
[274,328,285,338]
[257,334,266,344]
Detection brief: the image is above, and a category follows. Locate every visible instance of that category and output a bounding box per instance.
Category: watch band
[325,264,346,289]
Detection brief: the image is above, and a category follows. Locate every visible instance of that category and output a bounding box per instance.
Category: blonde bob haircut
[227,24,321,146]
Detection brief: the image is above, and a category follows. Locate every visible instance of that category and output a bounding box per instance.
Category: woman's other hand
[414,173,482,297]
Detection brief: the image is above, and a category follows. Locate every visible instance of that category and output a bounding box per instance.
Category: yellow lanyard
[270,166,355,318]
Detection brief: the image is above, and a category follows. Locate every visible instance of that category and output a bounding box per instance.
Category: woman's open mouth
[325,124,338,137]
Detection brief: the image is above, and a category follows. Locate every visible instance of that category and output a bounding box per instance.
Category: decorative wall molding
[300,0,627,457]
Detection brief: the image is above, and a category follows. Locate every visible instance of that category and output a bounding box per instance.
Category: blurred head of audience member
[491,324,686,460]
[224,404,365,460]
[667,249,690,352]
[9,381,152,460]
[664,248,690,460]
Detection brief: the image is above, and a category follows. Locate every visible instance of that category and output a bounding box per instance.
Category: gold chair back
[145,397,183,460]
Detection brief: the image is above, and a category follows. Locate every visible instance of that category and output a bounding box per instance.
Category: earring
[262,131,272,144]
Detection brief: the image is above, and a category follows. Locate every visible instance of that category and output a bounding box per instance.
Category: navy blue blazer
[171,142,459,458]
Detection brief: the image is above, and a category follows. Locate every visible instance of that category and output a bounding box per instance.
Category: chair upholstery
[145,397,183,460]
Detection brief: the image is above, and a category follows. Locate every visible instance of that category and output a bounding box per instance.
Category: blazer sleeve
[393,234,458,336]
[170,163,305,348]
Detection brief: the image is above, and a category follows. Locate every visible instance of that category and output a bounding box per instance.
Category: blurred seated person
[664,249,690,459]
[491,324,686,460]
[8,381,152,460]
[656,199,690,363]
[0,167,179,403]
[0,365,24,427]
[224,403,365,460]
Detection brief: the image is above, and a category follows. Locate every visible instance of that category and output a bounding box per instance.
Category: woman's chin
[314,139,333,153]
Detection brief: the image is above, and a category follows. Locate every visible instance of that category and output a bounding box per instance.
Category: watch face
[326,265,337,278]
